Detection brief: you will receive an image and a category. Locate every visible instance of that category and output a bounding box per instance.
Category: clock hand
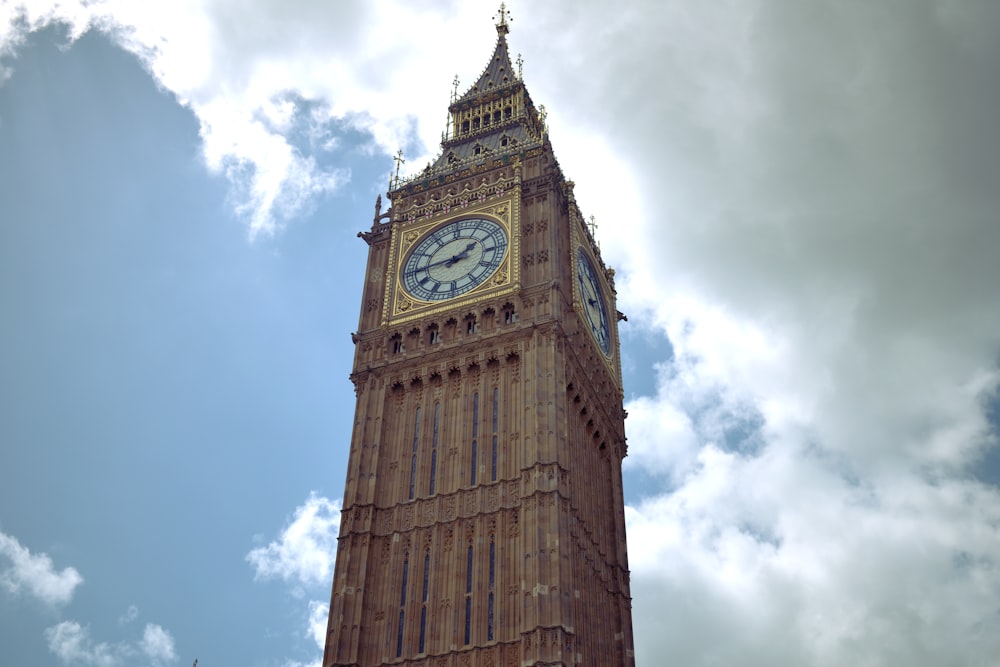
[406,243,478,275]
[444,242,478,267]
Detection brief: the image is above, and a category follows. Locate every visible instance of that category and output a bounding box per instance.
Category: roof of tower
[453,28,517,107]
[390,6,551,194]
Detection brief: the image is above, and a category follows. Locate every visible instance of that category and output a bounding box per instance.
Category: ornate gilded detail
[385,191,522,325]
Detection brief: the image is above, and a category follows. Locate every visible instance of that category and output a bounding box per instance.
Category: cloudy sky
[2,1,1000,665]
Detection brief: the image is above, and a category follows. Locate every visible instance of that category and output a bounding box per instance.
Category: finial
[516,53,523,79]
[495,2,511,35]
[391,149,405,190]
[451,75,460,103]
[538,105,548,135]
[588,215,598,237]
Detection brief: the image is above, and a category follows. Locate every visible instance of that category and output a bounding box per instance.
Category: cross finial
[495,2,511,34]
[516,53,523,79]
[588,215,598,236]
[392,149,406,189]
[451,74,460,102]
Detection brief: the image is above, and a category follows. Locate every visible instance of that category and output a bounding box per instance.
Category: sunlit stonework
[323,6,635,665]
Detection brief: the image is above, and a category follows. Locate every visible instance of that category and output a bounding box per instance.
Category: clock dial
[401,218,508,302]
[577,248,611,355]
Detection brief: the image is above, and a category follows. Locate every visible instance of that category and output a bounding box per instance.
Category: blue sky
[0,25,369,666]
[3,2,1000,666]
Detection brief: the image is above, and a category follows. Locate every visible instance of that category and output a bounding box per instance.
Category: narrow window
[500,135,509,147]
[461,120,469,133]
[419,551,430,653]
[491,436,498,482]
[504,106,512,119]
[464,598,472,646]
[488,538,496,641]
[471,443,478,486]
[488,591,495,641]
[473,117,480,130]
[397,610,405,658]
[409,407,421,500]
[429,403,440,495]
[493,110,501,123]
[489,539,495,588]
[423,552,431,602]
[397,556,409,657]
[464,544,474,645]
[491,388,499,481]
[428,327,440,344]
[470,393,479,486]
[474,145,482,156]
[400,557,410,605]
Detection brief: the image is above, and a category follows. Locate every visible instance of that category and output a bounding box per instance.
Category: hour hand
[444,242,477,267]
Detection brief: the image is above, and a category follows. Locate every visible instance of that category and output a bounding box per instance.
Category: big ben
[323,7,635,666]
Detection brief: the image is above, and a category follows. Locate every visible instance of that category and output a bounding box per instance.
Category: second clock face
[401,217,509,302]
[577,248,611,356]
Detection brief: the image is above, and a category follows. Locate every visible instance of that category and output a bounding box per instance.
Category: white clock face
[401,218,508,302]
[577,248,611,355]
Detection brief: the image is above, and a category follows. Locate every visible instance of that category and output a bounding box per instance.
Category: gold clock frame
[572,228,621,384]
[383,193,521,325]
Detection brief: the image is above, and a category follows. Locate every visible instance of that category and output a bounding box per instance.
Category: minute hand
[411,243,477,273]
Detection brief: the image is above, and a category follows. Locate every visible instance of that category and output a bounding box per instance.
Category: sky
[2,1,1000,665]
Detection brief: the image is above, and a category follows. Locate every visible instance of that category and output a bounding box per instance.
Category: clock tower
[323,8,635,666]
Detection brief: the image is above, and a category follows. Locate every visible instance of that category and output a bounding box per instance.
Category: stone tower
[323,9,635,666]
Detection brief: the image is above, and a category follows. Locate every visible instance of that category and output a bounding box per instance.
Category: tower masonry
[323,9,635,666]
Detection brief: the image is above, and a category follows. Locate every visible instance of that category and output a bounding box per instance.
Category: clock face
[401,217,509,302]
[577,248,611,355]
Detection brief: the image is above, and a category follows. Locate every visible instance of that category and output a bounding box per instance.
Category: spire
[395,3,547,188]
[454,4,516,105]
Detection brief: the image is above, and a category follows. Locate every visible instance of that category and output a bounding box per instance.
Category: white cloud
[45,621,130,667]
[625,443,1000,665]
[281,660,321,667]
[603,2,1000,662]
[45,620,178,667]
[247,493,341,588]
[278,599,328,667]
[0,530,83,606]
[0,0,498,237]
[140,623,177,666]
[306,600,328,651]
[118,604,139,625]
